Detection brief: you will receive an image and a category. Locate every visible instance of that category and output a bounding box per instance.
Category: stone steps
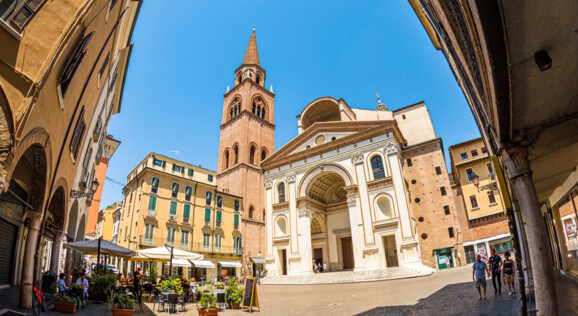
[261,266,433,285]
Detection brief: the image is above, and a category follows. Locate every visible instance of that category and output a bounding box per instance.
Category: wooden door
[280,249,287,275]
[341,237,354,270]
[313,248,323,261]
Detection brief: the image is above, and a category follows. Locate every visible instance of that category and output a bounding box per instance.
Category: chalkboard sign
[242,277,260,312]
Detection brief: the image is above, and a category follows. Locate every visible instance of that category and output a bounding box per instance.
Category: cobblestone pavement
[24,267,577,316]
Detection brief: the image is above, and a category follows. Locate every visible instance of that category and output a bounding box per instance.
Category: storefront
[434,247,454,270]
[191,260,215,282]
[489,237,514,256]
[218,261,242,279]
[551,187,578,277]
[462,233,513,264]
[250,257,267,277]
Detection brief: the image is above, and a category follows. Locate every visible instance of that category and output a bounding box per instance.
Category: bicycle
[26,281,53,316]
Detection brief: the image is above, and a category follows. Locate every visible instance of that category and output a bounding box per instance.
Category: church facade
[261,97,443,276]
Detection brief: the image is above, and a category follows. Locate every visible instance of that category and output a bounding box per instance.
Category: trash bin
[42,271,57,294]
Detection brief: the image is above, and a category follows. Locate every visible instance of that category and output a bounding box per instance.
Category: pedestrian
[58,273,71,294]
[133,267,142,293]
[502,251,516,296]
[472,254,489,300]
[488,249,502,295]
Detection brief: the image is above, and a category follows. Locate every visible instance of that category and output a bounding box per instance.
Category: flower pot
[54,301,77,314]
[112,307,135,316]
[231,302,240,309]
[197,307,219,316]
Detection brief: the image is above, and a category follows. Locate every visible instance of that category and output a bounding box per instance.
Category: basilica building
[261,97,448,276]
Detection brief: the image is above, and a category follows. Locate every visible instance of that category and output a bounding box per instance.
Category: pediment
[262,120,403,170]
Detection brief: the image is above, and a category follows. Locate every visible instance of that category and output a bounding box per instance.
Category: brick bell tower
[217,28,274,274]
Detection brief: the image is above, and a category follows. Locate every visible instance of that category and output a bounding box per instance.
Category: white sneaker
[509,292,512,296]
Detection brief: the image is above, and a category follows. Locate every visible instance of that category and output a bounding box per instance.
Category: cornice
[402,137,442,153]
[262,121,403,170]
[223,77,275,98]
[220,110,275,130]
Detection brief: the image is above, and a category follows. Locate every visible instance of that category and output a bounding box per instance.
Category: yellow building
[95,202,122,242]
[0,0,141,307]
[117,153,243,280]
[449,138,511,263]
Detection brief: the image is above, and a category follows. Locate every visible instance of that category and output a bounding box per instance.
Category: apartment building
[117,153,243,280]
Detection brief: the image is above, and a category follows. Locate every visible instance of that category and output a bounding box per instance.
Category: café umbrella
[131,246,203,277]
[64,237,136,274]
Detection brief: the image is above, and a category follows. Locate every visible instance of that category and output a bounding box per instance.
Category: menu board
[242,277,260,312]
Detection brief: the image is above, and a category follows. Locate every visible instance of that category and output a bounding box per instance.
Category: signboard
[242,277,260,313]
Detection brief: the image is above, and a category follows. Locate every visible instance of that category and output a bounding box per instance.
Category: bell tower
[217,28,274,270]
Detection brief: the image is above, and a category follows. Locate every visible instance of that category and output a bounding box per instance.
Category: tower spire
[242,27,260,66]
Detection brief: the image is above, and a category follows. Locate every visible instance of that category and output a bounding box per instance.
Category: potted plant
[196,292,218,316]
[89,272,117,302]
[215,282,224,289]
[145,265,158,283]
[159,277,183,295]
[53,292,79,314]
[111,293,135,316]
[228,286,243,309]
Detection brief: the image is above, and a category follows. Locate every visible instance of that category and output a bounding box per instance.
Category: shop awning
[219,261,242,268]
[170,259,191,267]
[191,260,216,269]
[250,257,267,264]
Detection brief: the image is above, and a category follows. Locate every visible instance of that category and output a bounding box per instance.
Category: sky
[99,0,481,208]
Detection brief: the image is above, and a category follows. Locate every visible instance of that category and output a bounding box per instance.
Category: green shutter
[170,201,177,215]
[205,208,211,221]
[148,196,157,210]
[216,211,222,223]
[188,168,194,176]
[183,204,191,217]
[208,174,214,182]
[234,214,239,225]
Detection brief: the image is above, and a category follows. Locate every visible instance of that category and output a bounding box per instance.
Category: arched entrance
[43,186,67,274]
[298,167,355,273]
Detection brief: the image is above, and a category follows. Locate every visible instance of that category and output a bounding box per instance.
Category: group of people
[57,272,89,299]
[472,249,516,300]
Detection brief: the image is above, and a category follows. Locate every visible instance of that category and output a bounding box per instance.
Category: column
[501,147,558,316]
[264,179,274,257]
[287,172,299,255]
[19,212,42,309]
[345,186,364,270]
[385,143,412,239]
[351,152,375,245]
[297,209,313,274]
[50,230,65,274]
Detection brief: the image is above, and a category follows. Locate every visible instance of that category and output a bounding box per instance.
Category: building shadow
[355,281,520,316]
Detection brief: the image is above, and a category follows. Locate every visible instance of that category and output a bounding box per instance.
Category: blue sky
[100,0,480,208]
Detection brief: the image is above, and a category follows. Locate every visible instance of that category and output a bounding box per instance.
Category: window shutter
[216,211,222,223]
[162,161,166,168]
[170,201,177,215]
[234,200,239,211]
[234,214,239,226]
[148,196,157,210]
[172,183,179,192]
[204,208,211,221]
[151,177,159,187]
[188,168,194,176]
[10,0,47,31]
[208,174,214,182]
[206,191,212,200]
[185,186,192,195]
[183,204,191,217]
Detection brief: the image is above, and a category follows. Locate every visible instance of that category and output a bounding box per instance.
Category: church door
[384,235,399,267]
[341,237,354,270]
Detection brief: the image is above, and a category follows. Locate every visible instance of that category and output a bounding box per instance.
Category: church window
[224,150,229,169]
[261,149,267,161]
[261,108,266,119]
[371,155,385,179]
[252,104,256,115]
[250,146,256,164]
[278,182,286,203]
[256,106,261,118]
[230,97,241,118]
[249,206,254,219]
[256,75,260,85]
[263,209,266,221]
[233,145,238,164]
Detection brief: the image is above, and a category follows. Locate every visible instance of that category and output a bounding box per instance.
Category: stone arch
[260,147,268,163]
[228,95,242,119]
[222,148,230,169]
[76,213,86,241]
[232,143,239,164]
[251,95,268,120]
[275,215,288,237]
[297,163,353,200]
[310,214,326,234]
[373,193,395,221]
[249,143,257,164]
[6,127,52,192]
[67,199,79,240]
[248,204,255,219]
[0,86,15,187]
[46,186,67,230]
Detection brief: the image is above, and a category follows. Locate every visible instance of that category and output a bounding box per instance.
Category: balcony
[215,221,222,229]
[169,214,177,221]
[204,220,211,227]
[234,224,239,231]
[183,216,189,224]
[188,242,242,255]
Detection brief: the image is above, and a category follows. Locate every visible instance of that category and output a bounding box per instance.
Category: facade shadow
[355,281,519,316]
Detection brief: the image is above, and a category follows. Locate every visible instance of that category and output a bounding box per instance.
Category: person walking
[488,249,502,295]
[472,254,489,300]
[502,251,516,296]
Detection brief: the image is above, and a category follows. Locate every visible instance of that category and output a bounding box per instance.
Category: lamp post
[471,172,497,192]
[70,179,100,199]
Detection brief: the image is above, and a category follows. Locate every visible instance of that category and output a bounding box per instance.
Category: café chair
[214,289,226,311]
[152,290,166,313]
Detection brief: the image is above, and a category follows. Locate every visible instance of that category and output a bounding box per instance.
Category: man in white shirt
[76,273,89,298]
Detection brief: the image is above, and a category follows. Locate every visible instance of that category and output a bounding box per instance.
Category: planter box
[112,308,135,316]
[231,302,240,309]
[197,307,219,316]
[54,301,77,314]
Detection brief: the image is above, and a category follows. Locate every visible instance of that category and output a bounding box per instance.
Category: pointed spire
[269,84,274,93]
[242,27,260,66]
[226,84,230,93]
[376,93,389,111]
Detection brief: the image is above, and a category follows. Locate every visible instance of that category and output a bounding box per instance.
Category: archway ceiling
[306,172,346,204]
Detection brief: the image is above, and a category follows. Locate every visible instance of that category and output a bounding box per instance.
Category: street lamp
[471,171,497,192]
[70,179,100,199]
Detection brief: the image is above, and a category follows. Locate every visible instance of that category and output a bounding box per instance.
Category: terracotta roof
[242,28,260,66]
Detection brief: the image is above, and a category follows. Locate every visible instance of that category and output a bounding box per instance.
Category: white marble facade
[262,97,430,276]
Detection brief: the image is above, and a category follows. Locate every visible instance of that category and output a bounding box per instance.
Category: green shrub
[159,277,183,295]
[114,293,135,310]
[54,292,79,304]
[196,292,217,309]
[89,273,117,298]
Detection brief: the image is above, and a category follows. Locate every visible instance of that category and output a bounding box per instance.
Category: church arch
[297,163,353,200]
[223,148,230,169]
[300,97,341,130]
[249,144,256,164]
[373,193,395,221]
[369,154,386,180]
[310,214,326,234]
[276,181,286,203]
[229,96,242,119]
[232,143,239,165]
[251,95,268,121]
[248,205,254,219]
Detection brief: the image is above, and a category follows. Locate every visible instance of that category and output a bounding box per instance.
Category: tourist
[472,254,489,300]
[488,249,502,295]
[76,273,89,298]
[133,267,142,292]
[502,252,516,296]
[58,273,71,294]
